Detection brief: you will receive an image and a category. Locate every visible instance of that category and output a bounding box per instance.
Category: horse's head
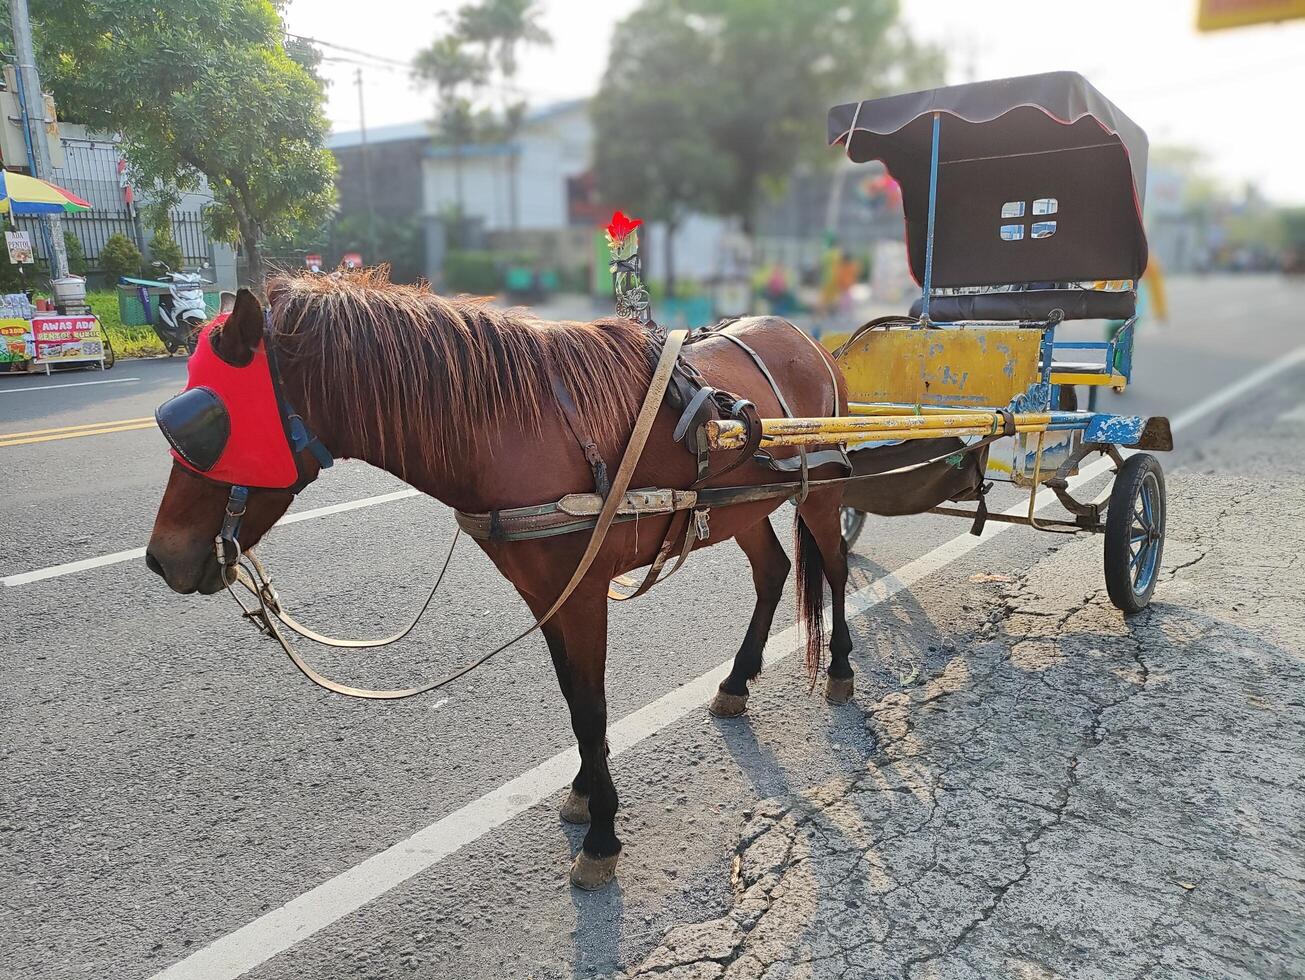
[146,288,318,595]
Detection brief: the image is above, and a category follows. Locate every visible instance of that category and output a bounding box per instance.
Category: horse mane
[265,268,652,472]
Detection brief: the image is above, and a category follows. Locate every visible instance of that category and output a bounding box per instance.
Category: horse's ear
[214,288,265,365]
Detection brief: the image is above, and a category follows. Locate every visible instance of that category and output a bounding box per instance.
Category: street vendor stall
[0,169,110,373]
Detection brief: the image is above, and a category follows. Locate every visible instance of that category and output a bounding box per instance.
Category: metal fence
[12,135,215,276]
[169,210,212,265]
[14,209,214,274]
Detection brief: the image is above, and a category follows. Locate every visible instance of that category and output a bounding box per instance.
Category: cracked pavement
[622,467,1305,979]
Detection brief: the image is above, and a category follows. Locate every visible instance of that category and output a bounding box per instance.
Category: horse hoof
[825,675,855,705]
[560,788,591,825]
[708,689,749,718]
[570,851,620,891]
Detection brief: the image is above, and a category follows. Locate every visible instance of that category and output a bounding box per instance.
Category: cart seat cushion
[909,288,1135,322]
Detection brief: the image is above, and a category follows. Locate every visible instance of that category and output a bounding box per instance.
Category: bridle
[212,403,334,572]
[154,310,334,573]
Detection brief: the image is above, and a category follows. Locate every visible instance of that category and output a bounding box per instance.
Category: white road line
[1,545,148,587]
[0,488,420,588]
[1169,345,1305,431]
[147,347,1305,980]
[1277,402,1305,425]
[0,376,140,393]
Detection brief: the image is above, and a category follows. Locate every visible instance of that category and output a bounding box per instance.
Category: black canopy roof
[828,72,1149,288]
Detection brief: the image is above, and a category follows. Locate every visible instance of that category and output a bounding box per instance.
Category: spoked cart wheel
[841,506,867,549]
[1104,453,1166,613]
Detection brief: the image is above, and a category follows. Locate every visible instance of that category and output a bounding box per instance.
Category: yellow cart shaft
[704,412,1054,450]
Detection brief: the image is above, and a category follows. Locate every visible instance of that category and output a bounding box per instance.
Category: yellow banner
[0,316,31,363]
[1197,0,1305,31]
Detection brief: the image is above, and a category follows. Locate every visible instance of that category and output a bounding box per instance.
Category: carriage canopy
[828,71,1149,288]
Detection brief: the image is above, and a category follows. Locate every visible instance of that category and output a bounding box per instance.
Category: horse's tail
[794,516,825,688]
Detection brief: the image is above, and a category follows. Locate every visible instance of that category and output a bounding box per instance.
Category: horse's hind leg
[796,487,856,704]
[709,518,790,718]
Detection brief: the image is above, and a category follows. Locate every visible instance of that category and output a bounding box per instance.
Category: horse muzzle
[145,546,228,596]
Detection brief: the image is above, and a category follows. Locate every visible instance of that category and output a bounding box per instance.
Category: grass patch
[86,289,167,358]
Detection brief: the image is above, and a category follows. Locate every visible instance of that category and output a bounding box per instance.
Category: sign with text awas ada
[32,315,105,367]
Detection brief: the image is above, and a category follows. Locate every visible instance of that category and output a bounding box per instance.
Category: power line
[286,32,411,69]
[286,31,575,101]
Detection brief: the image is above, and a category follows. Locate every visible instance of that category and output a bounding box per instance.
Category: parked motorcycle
[148,262,210,355]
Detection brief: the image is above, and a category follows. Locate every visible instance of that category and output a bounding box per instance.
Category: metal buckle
[216,485,249,570]
[693,508,711,541]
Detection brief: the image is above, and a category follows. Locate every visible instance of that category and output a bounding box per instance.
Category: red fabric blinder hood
[172,317,301,490]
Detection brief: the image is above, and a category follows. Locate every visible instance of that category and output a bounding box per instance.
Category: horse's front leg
[553,584,622,890]
[528,617,593,824]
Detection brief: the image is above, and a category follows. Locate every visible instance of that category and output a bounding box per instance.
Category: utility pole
[355,67,377,263]
[8,0,68,279]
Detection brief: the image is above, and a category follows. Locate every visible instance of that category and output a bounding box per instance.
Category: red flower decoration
[605,210,642,245]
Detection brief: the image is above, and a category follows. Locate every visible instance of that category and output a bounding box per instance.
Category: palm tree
[414,1,552,231]
[455,0,551,78]
[413,36,488,216]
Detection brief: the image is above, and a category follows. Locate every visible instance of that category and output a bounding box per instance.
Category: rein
[217,329,690,700]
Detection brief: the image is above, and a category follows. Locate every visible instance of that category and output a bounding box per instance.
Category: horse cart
[145,70,1176,892]
[706,71,1172,612]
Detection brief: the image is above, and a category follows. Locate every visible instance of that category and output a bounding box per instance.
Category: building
[421,99,590,233]
[328,99,737,288]
[327,120,431,224]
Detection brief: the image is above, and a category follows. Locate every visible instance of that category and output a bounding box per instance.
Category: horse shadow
[677,597,1305,975]
[568,871,625,980]
[844,546,951,699]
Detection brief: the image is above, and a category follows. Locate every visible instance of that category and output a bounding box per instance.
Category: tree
[591,9,726,297]
[455,0,551,78]
[594,0,943,239]
[414,35,490,216]
[31,0,336,290]
[62,232,87,277]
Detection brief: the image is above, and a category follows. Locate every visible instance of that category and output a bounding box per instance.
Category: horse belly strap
[455,489,700,542]
[558,488,698,516]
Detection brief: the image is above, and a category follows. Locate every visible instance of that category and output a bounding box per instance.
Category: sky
[283,0,1305,204]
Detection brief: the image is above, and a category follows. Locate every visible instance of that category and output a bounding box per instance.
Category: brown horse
[145,270,852,890]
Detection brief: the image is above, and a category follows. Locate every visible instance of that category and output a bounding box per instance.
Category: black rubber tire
[1104,453,1166,613]
[840,506,866,550]
[101,333,115,370]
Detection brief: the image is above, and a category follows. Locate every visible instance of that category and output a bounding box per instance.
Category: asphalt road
[1,275,1302,979]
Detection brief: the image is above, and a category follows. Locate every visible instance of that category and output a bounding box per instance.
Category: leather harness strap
[551,374,611,498]
[713,329,815,501]
[225,329,690,699]
[606,325,812,601]
[456,431,1008,543]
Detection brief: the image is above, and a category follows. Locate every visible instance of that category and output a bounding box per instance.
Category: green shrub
[149,228,184,272]
[100,233,143,282]
[86,289,165,357]
[443,250,501,295]
[63,232,88,276]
